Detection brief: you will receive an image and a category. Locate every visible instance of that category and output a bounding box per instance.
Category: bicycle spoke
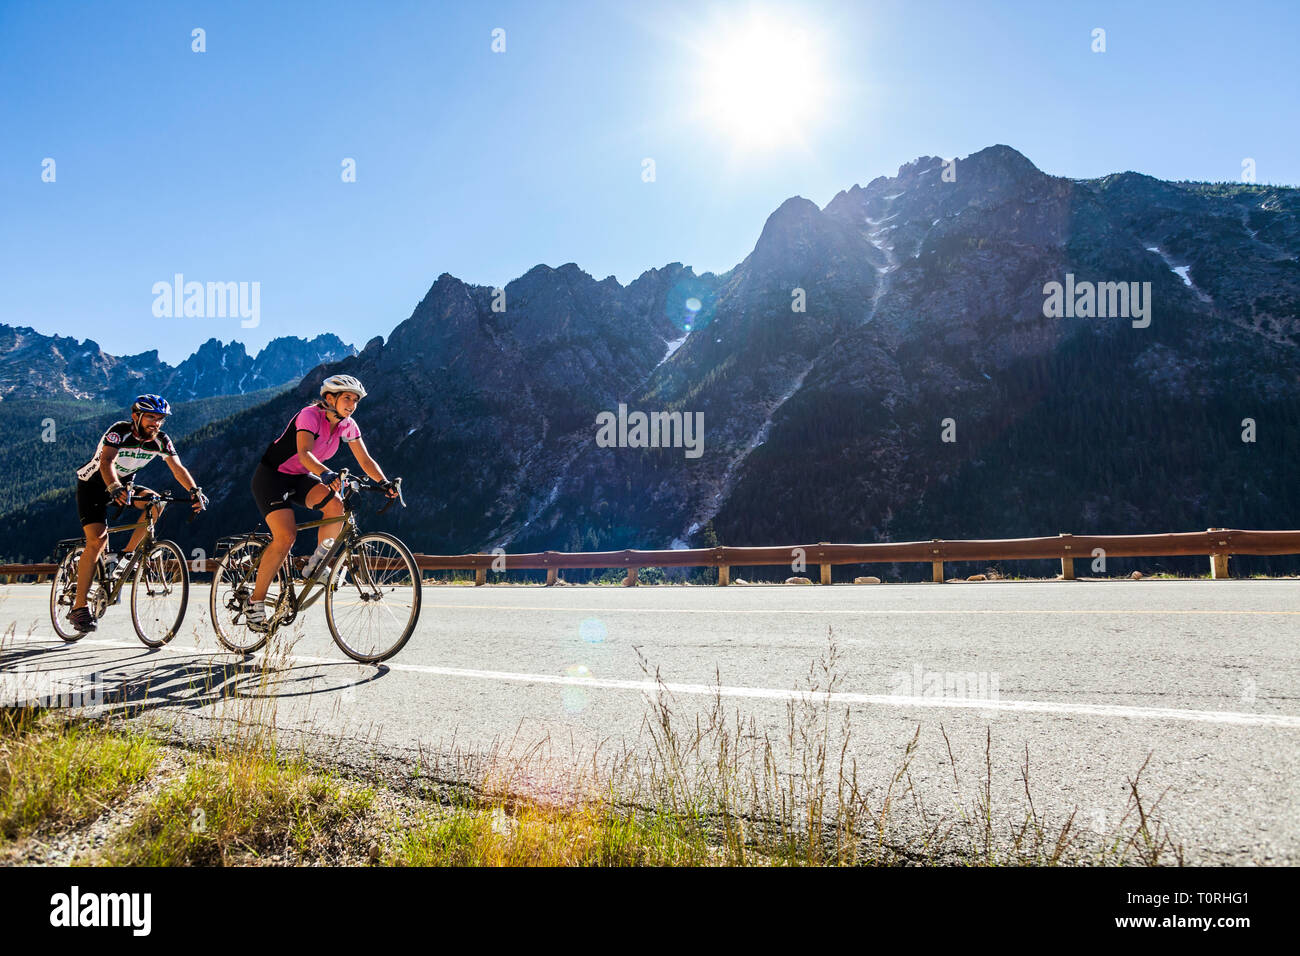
[49,547,89,642]
[210,539,283,655]
[325,533,420,662]
[131,542,188,647]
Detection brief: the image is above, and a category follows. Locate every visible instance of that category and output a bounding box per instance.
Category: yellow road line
[2,591,1297,616]
[424,603,1299,615]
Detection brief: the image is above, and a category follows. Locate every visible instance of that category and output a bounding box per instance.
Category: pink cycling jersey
[260,404,361,475]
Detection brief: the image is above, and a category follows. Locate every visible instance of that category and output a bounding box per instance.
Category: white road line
[10,636,1300,730]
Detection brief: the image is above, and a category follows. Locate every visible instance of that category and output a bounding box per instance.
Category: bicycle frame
[248,470,384,621]
[285,510,359,614]
[81,508,162,605]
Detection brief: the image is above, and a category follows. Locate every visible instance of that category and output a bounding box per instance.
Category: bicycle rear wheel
[49,547,90,642]
[210,538,290,655]
[130,540,189,647]
[324,532,421,663]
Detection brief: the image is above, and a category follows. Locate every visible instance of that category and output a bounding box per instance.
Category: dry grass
[377,631,1184,867]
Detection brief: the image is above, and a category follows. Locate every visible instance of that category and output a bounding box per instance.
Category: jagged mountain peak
[745,194,881,287]
[963,143,1039,170]
[894,154,947,180]
[760,195,822,231]
[753,196,837,251]
[505,263,610,310]
[0,322,355,402]
[632,261,693,284]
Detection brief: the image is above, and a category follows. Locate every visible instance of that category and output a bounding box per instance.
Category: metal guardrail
[410,528,1300,584]
[5,528,1298,585]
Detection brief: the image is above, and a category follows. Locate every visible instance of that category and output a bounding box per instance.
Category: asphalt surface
[2,578,1297,864]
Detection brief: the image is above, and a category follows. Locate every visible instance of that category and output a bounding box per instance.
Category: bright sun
[697,11,829,149]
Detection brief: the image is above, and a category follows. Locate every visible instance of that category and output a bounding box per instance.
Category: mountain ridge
[3,144,1298,577]
[0,326,356,404]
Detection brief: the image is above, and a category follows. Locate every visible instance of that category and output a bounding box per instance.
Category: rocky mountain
[6,145,1299,577]
[0,326,168,402]
[494,146,1298,575]
[0,327,355,403]
[163,334,354,400]
[153,261,725,556]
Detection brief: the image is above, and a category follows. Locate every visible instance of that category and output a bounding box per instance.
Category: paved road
[3,579,1297,863]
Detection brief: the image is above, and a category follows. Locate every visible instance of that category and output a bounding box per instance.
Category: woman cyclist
[246,374,398,630]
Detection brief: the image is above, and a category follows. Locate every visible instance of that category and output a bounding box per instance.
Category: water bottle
[305,538,334,580]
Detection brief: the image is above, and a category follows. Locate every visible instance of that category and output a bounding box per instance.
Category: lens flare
[562,662,592,714]
[579,618,607,644]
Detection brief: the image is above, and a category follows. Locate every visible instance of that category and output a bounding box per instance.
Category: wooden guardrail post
[539,551,558,586]
[1208,528,1230,579]
[717,564,729,586]
[625,567,638,587]
[475,566,486,586]
[930,540,944,582]
[1059,533,1075,580]
[812,543,831,584]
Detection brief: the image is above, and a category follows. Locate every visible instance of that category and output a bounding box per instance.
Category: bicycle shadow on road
[2,644,142,671]
[2,645,391,720]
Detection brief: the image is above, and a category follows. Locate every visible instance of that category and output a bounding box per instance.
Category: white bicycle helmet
[320,374,367,399]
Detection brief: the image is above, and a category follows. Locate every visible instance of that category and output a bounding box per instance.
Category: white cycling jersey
[76,421,177,483]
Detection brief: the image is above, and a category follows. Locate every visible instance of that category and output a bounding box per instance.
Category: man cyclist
[69,394,208,632]
[246,374,398,631]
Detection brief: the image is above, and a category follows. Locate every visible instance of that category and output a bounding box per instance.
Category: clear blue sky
[2,0,1296,363]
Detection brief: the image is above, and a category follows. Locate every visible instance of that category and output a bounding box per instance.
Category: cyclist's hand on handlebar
[319,469,342,492]
[107,482,130,507]
[379,478,400,499]
[190,487,209,513]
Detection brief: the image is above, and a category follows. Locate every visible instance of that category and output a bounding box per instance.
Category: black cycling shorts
[251,463,329,518]
[75,475,157,527]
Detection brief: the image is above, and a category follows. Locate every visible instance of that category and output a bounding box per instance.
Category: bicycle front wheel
[324,532,421,663]
[50,547,89,642]
[130,540,189,647]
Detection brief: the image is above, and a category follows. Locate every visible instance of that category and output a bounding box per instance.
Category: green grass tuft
[0,709,160,845]
[107,746,373,866]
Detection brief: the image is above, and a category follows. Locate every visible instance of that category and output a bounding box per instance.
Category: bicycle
[209,469,421,663]
[49,486,192,647]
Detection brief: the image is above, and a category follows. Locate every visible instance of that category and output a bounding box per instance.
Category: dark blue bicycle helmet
[131,394,172,416]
